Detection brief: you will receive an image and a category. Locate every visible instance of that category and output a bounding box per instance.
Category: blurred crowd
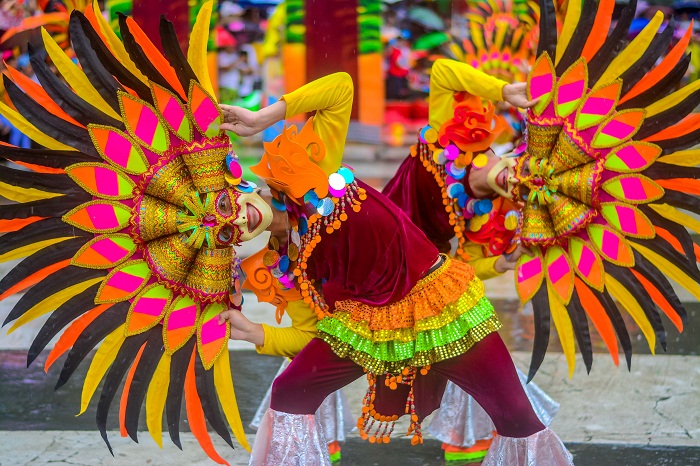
[216,1,269,108]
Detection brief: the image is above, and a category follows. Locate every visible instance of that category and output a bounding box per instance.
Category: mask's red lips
[497,168,507,191]
[246,203,262,233]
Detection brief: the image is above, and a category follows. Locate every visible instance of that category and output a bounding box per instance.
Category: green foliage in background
[286,0,305,44]
[358,0,381,54]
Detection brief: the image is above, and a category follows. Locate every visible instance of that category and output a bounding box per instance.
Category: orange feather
[0,258,70,302]
[0,216,46,233]
[4,64,84,127]
[581,0,615,61]
[656,178,700,196]
[574,278,619,366]
[119,343,146,437]
[184,348,229,465]
[44,304,112,372]
[620,21,693,105]
[644,113,700,142]
[631,269,683,332]
[654,226,686,256]
[125,17,187,99]
[83,4,109,47]
[9,160,65,174]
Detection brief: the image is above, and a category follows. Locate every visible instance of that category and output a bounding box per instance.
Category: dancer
[383,58,559,463]
[218,69,570,465]
[221,0,699,463]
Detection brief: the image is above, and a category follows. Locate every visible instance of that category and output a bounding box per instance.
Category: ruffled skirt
[317,256,501,374]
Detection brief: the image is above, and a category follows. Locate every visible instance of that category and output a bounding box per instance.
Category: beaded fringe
[295,181,366,321]
[356,366,431,446]
[410,139,471,262]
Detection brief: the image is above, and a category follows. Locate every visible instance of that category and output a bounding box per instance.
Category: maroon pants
[269,332,545,438]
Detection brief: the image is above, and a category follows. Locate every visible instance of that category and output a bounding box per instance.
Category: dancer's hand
[220,105,260,136]
[494,244,533,273]
[218,308,265,346]
[503,82,539,109]
[220,99,287,137]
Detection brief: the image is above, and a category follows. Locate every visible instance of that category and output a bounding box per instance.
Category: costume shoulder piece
[0,2,252,462]
[517,0,699,380]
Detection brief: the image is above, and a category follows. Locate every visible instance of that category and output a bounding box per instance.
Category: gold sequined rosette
[145,233,197,284]
[136,195,183,242]
[181,137,230,193]
[552,161,602,206]
[185,247,232,300]
[144,156,197,207]
[520,202,557,245]
[549,126,596,173]
[546,193,597,237]
[526,118,561,160]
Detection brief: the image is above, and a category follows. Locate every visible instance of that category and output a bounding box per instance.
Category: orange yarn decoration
[437,92,507,153]
[251,119,329,203]
[241,248,302,324]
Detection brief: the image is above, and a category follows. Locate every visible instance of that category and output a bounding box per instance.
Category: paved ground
[1,144,699,464]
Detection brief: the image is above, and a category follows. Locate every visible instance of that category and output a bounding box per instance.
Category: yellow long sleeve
[462,241,503,281]
[281,72,354,176]
[255,300,318,358]
[429,59,507,129]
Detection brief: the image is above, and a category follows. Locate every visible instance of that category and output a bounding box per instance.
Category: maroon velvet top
[305,180,439,309]
[382,155,454,253]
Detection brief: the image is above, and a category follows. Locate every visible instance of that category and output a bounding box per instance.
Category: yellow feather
[494,22,508,50]
[630,242,700,301]
[188,1,215,97]
[658,149,700,167]
[0,181,63,203]
[450,43,464,62]
[90,0,148,86]
[0,100,75,151]
[8,277,104,333]
[41,27,121,120]
[649,203,700,235]
[554,0,582,65]
[146,353,171,448]
[605,274,656,354]
[78,324,127,415]
[213,349,251,452]
[0,237,75,264]
[645,78,700,118]
[469,23,485,52]
[547,283,576,378]
[598,12,664,85]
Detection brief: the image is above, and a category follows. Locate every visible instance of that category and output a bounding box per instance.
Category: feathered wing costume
[0,2,251,464]
[516,0,699,380]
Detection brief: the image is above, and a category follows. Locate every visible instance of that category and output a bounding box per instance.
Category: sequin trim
[332,257,482,331]
[319,315,501,375]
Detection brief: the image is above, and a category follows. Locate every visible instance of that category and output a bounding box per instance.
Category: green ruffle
[318,297,500,374]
